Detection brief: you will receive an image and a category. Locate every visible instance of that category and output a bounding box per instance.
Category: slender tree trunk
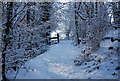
[2,2,13,80]
[41,2,52,45]
[74,3,80,44]
[27,3,31,25]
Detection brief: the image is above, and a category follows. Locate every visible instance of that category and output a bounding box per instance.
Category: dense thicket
[2,2,54,79]
[71,2,119,54]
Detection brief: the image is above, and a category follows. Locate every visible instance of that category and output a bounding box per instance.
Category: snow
[7,40,81,79]
[0,73,1,80]
[100,39,118,48]
[2,2,119,80]
[6,39,118,79]
[104,29,118,39]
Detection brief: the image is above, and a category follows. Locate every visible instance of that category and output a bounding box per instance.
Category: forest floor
[7,37,118,79]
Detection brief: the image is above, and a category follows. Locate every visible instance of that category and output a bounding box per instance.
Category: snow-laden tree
[2,2,13,80]
[2,2,54,79]
[1,1,119,80]
[73,2,110,53]
[111,2,120,26]
[50,2,76,40]
[73,1,119,66]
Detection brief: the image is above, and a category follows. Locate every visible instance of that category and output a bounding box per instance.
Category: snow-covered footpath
[7,40,82,79]
[6,39,118,79]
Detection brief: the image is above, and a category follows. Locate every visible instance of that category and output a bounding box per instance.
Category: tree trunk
[2,2,13,80]
[74,3,80,44]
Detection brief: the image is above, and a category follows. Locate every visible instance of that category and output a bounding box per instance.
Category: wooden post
[57,33,59,43]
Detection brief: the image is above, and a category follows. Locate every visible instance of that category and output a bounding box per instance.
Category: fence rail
[49,33,59,44]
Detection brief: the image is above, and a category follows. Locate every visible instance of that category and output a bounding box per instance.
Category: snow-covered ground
[5,28,119,79]
[7,40,82,79]
[6,38,118,79]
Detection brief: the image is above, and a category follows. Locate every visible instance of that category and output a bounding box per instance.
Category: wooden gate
[49,33,59,44]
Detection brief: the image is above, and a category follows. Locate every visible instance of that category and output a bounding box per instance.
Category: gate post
[57,33,59,43]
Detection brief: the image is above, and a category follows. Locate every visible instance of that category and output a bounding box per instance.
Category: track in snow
[16,40,82,79]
